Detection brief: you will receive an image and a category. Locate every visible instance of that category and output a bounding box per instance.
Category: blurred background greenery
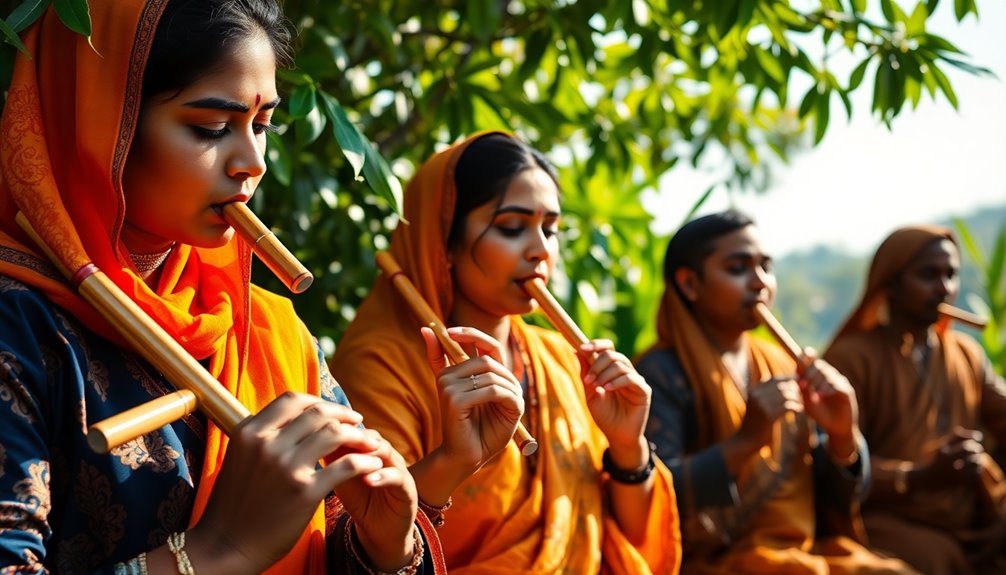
[2,0,1002,375]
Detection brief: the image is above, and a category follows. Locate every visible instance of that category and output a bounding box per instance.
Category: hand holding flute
[754,302,859,463]
[377,252,537,457]
[522,277,653,472]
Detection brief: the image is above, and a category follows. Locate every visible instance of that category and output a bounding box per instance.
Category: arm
[639,349,739,512]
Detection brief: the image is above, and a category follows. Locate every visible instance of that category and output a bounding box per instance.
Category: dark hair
[663,209,755,281]
[448,133,560,250]
[143,0,294,100]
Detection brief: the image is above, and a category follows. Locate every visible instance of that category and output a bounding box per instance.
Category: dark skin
[674,225,859,476]
[883,238,984,492]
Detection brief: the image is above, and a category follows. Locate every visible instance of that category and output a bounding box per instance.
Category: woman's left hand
[333,429,419,572]
[578,339,651,455]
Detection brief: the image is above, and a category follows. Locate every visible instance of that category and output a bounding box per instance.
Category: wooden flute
[219,202,313,293]
[521,278,591,352]
[938,302,988,330]
[752,301,809,368]
[16,212,250,453]
[375,251,539,456]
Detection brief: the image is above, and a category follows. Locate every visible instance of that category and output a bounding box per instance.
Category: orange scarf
[331,133,681,574]
[0,3,325,572]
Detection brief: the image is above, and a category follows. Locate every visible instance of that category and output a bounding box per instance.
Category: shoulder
[0,275,71,343]
[635,347,684,378]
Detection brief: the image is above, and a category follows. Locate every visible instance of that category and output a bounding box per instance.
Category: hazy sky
[644,2,1006,258]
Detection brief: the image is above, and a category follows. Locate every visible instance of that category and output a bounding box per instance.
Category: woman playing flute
[824,225,1006,574]
[330,132,681,574]
[634,210,916,574]
[0,1,442,573]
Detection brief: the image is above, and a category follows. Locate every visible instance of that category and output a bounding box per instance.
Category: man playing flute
[825,225,1006,575]
[635,210,916,574]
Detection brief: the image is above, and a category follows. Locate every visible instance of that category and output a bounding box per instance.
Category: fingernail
[584,374,595,385]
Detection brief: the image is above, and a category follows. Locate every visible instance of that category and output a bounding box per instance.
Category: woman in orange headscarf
[824,225,1006,575]
[0,1,442,573]
[330,132,681,574]
[635,210,916,574]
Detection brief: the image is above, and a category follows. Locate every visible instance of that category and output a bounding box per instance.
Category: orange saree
[825,226,1006,571]
[640,285,912,574]
[0,3,326,572]
[330,133,681,574]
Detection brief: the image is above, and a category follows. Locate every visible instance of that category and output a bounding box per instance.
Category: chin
[189,227,235,249]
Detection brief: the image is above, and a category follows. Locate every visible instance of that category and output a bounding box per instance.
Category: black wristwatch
[602,444,656,484]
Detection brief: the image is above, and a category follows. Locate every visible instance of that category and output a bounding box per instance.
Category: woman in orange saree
[636,210,916,574]
[330,132,681,574]
[0,1,442,573]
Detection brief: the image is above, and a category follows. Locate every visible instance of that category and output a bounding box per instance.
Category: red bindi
[255,94,261,106]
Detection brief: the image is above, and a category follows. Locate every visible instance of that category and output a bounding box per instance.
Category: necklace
[130,245,174,273]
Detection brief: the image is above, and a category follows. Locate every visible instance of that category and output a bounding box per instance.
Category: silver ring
[469,373,479,391]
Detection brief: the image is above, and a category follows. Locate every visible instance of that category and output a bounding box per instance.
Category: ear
[674,267,700,303]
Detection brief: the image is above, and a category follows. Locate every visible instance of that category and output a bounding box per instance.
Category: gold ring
[470,374,479,391]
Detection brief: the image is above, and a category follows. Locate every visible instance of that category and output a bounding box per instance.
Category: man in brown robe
[825,225,1006,575]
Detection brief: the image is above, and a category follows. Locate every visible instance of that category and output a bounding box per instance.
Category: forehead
[908,238,959,268]
[168,34,278,102]
[498,168,561,211]
[707,225,766,259]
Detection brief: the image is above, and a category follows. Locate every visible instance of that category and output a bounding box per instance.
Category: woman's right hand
[189,392,385,574]
[421,326,525,473]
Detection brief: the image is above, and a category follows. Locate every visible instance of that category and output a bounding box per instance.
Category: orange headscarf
[331,132,681,574]
[0,2,326,572]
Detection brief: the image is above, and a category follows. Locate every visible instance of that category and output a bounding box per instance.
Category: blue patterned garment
[0,275,351,574]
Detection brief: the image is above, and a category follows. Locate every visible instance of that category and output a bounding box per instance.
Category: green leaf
[0,14,30,56]
[814,90,830,144]
[319,92,366,180]
[468,0,501,44]
[852,0,867,13]
[360,139,402,215]
[264,131,291,187]
[7,0,49,33]
[928,62,959,108]
[289,84,316,120]
[988,225,1006,302]
[907,3,927,36]
[754,46,785,83]
[53,0,89,37]
[848,58,870,90]
[798,87,819,119]
[296,103,326,147]
[954,0,968,20]
[917,33,964,54]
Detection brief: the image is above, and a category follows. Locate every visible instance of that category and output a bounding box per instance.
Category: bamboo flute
[752,301,808,368]
[16,212,250,453]
[218,201,313,293]
[937,302,988,330]
[375,251,538,456]
[521,277,591,353]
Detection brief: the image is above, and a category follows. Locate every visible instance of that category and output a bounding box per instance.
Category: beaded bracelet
[113,553,148,575]
[344,517,424,575]
[417,496,452,527]
[167,531,196,575]
[602,445,656,484]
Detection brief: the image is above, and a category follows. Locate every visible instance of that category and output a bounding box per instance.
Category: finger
[598,373,650,398]
[421,326,450,373]
[297,422,379,468]
[584,350,627,385]
[447,356,521,389]
[239,392,332,434]
[363,465,410,489]
[580,338,614,354]
[271,401,368,455]
[314,453,386,494]
[444,380,525,417]
[445,326,506,364]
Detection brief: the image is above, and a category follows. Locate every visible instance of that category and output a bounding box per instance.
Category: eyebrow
[494,206,561,218]
[183,97,282,113]
[724,251,771,263]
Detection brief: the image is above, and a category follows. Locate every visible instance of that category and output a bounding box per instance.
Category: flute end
[519,438,539,456]
[290,272,314,294]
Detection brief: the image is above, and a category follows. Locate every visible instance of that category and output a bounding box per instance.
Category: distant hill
[773,203,1005,350]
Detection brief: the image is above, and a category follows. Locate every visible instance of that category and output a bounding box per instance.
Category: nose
[751,265,770,291]
[525,227,550,263]
[227,129,267,181]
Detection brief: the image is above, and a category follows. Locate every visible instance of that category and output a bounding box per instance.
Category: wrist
[414,446,475,506]
[354,521,416,573]
[826,434,858,465]
[607,437,650,472]
[603,441,656,485]
[350,519,424,574]
[186,526,258,575]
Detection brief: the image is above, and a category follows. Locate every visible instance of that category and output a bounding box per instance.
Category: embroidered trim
[0,245,62,282]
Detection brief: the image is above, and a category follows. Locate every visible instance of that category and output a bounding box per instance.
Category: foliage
[0,0,990,355]
[955,217,1006,376]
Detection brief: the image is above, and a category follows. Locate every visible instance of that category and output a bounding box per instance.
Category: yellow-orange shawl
[645,284,902,574]
[0,3,326,572]
[825,225,1006,535]
[331,132,680,574]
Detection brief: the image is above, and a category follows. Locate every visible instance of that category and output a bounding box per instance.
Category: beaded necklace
[129,245,174,274]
